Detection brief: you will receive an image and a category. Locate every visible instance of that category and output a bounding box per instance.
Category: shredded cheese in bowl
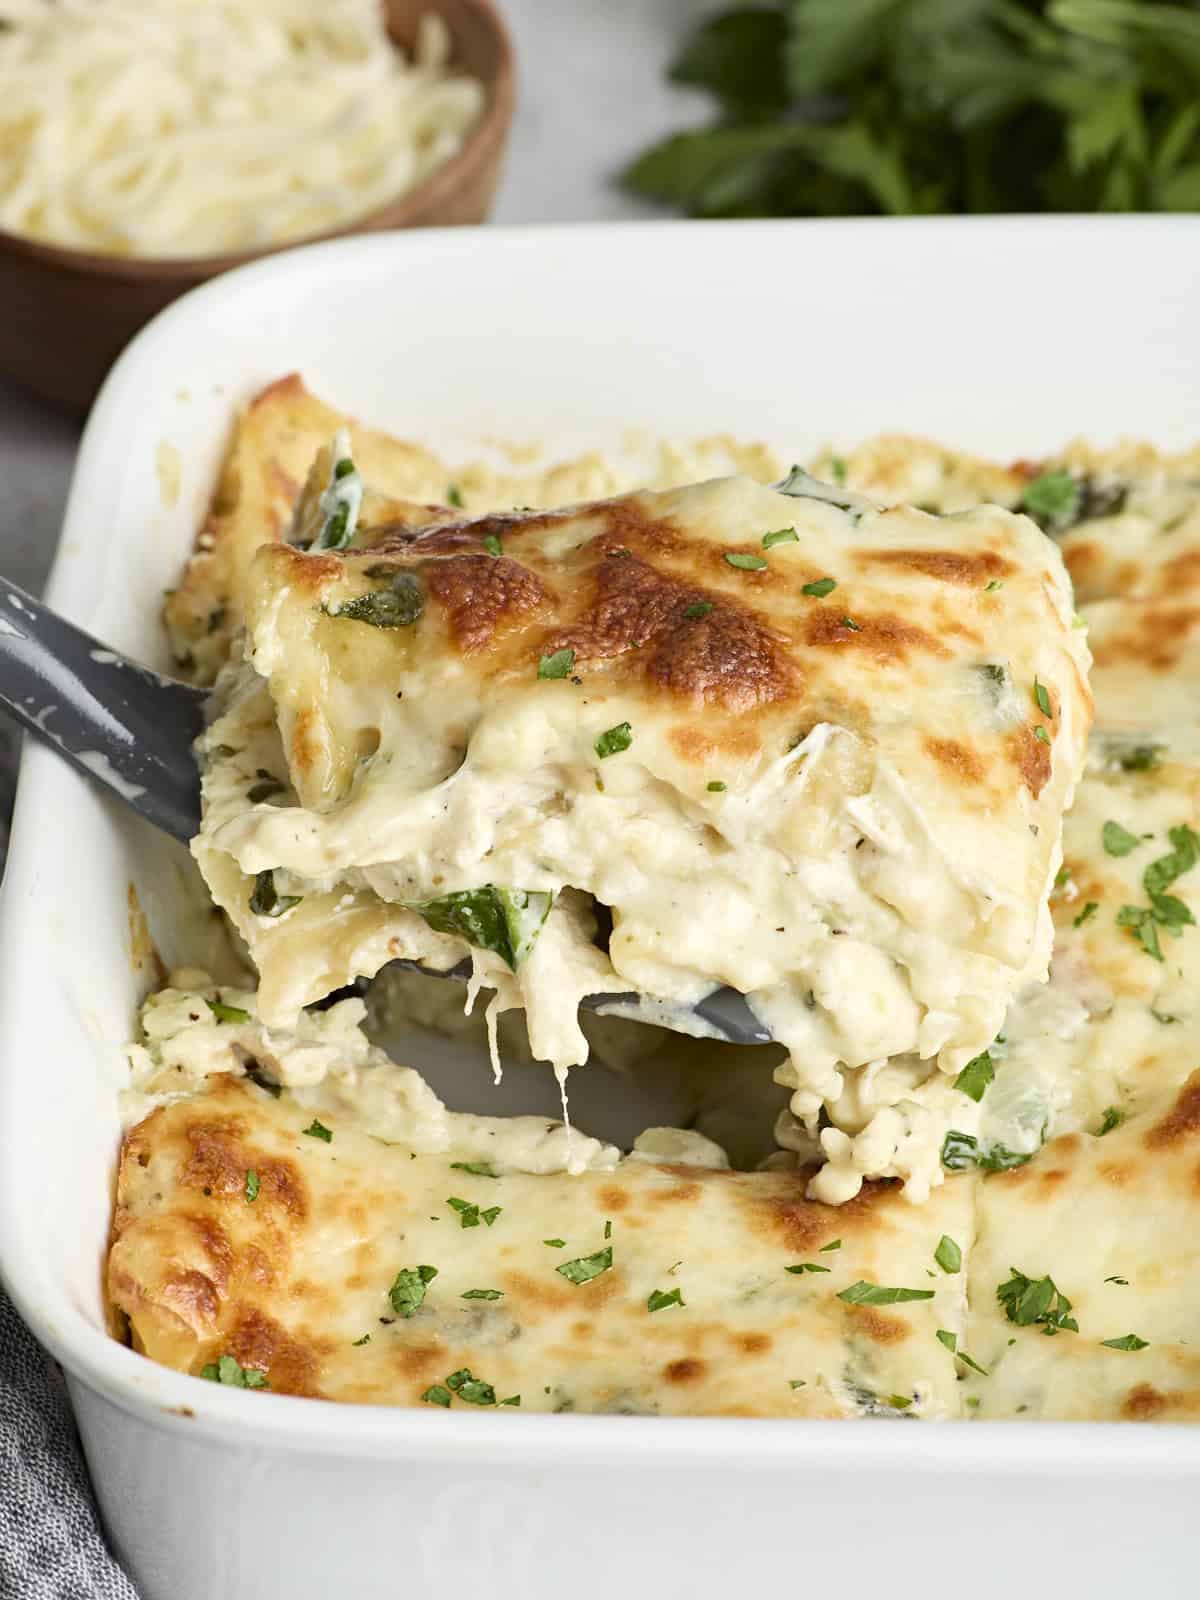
[0,0,486,257]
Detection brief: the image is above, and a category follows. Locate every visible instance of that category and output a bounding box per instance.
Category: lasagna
[107,377,1200,1419]
[192,441,1091,1201]
[112,985,972,1418]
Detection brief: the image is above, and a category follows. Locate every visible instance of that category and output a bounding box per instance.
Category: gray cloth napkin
[0,749,142,1599]
[0,752,140,1598]
[0,1289,139,1600]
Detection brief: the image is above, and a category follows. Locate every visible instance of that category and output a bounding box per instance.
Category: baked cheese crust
[964,1077,1200,1420]
[164,374,783,684]
[110,1072,972,1417]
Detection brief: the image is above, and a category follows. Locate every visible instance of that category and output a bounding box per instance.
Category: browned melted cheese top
[110,1076,973,1417]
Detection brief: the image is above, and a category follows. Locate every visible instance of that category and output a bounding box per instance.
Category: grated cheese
[0,0,484,256]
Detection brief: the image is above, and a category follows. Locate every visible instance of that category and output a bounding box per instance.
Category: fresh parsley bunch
[624,1,1200,216]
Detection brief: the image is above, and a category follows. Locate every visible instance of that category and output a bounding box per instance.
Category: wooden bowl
[0,0,514,413]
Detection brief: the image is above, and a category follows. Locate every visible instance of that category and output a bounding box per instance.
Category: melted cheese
[163,374,783,684]
[193,470,1091,1202]
[965,1079,1200,1420]
[125,972,619,1176]
[110,1071,973,1416]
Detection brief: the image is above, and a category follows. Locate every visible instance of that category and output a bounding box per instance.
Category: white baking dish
[3,218,1200,1600]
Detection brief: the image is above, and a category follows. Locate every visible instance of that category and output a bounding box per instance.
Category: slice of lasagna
[109,1066,974,1418]
[963,1076,1200,1420]
[193,454,1091,1200]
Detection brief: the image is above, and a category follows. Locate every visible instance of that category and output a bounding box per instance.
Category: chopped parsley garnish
[800,576,836,598]
[482,533,502,558]
[836,1281,934,1306]
[422,1384,452,1407]
[595,722,633,759]
[819,1239,841,1252]
[789,1379,807,1390]
[206,998,250,1025]
[543,1238,566,1249]
[1149,892,1195,929]
[707,780,727,792]
[538,648,575,680]
[447,1197,482,1228]
[829,456,847,485]
[500,1395,521,1406]
[1105,1276,1129,1286]
[557,1246,613,1285]
[785,1262,831,1275]
[997,1268,1078,1335]
[445,1368,497,1406]
[1096,1107,1125,1136]
[446,484,465,508]
[886,1395,914,1410]
[244,1169,260,1205]
[450,1161,499,1179]
[331,571,423,629]
[389,1264,438,1318]
[1144,826,1200,898]
[953,1050,994,1103]
[984,580,1003,592]
[461,1289,504,1300]
[405,886,553,971]
[352,1334,371,1346]
[1034,678,1052,718]
[481,1206,501,1227]
[457,1377,497,1406]
[1034,725,1050,743]
[762,527,799,549]
[1021,471,1080,531]
[604,1220,613,1239]
[682,601,713,619]
[1073,901,1099,928]
[1102,820,1140,857]
[1117,904,1163,962]
[249,869,302,918]
[200,1355,268,1389]
[839,615,862,631]
[941,1130,1037,1173]
[934,1235,962,1275]
[647,1288,686,1312]
[935,1329,988,1375]
[724,551,768,570]
[1101,1334,1149,1351]
[302,1119,332,1143]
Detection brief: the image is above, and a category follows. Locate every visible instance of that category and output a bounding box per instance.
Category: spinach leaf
[405,885,554,970]
[328,570,423,629]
